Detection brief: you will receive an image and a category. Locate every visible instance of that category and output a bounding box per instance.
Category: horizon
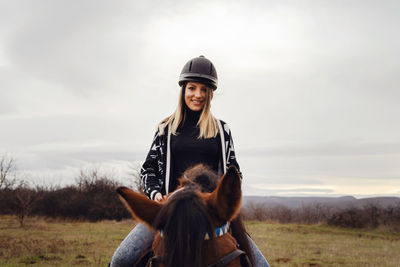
[9,157,399,199]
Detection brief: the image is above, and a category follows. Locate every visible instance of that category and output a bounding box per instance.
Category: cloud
[239,141,400,157]
[3,1,140,95]
[250,186,334,194]
[243,184,336,196]
[1,1,400,196]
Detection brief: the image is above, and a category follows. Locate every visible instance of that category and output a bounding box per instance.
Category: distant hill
[243,196,400,209]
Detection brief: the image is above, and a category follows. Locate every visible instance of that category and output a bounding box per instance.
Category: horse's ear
[116,187,162,227]
[207,166,242,222]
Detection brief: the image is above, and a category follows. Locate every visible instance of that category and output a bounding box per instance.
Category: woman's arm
[221,121,242,178]
[140,129,164,200]
[226,127,241,173]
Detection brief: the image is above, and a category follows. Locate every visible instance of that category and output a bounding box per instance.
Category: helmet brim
[178,75,217,90]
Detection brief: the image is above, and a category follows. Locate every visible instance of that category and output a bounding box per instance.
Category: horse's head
[116,165,242,267]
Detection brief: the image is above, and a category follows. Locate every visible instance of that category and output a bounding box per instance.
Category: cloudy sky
[1,0,399,197]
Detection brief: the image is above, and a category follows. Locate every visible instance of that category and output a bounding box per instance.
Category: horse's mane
[153,187,215,267]
[180,164,255,266]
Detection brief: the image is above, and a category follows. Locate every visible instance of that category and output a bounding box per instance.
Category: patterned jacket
[140,119,241,200]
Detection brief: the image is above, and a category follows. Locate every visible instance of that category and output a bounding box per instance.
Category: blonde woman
[110,56,269,267]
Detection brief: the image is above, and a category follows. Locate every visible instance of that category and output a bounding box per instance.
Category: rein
[208,249,252,267]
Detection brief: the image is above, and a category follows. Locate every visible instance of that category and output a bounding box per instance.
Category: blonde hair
[161,85,218,139]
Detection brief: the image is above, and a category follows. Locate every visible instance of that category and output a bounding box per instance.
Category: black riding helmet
[178,55,218,90]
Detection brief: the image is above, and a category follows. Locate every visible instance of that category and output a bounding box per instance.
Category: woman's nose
[194,89,202,97]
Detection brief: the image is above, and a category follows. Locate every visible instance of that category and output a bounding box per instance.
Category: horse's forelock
[180,164,218,193]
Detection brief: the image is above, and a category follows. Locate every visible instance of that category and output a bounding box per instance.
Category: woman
[111,56,269,267]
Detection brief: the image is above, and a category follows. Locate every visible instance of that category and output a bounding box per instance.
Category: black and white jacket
[140,119,241,200]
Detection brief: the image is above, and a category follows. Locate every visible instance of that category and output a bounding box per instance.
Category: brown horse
[117,165,252,267]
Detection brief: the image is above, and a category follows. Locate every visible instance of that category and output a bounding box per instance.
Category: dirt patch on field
[275,257,291,263]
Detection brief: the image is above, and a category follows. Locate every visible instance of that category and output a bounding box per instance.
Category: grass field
[0,215,399,266]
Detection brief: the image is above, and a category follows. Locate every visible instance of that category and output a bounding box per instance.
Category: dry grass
[1,215,399,266]
[0,215,135,266]
[246,221,400,267]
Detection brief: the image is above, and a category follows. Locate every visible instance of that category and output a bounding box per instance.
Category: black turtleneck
[170,109,220,192]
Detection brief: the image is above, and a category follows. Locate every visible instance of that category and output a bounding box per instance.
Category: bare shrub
[12,181,43,227]
[327,202,400,230]
[363,202,380,228]
[0,154,16,190]
[2,166,131,221]
[328,207,367,228]
[0,156,41,226]
[269,205,293,223]
[33,167,131,221]
[127,162,144,194]
[242,200,400,231]
[386,202,400,231]
[292,204,335,224]
[242,203,294,223]
[242,202,268,221]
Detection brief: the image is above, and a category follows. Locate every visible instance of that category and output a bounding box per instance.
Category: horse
[116,164,253,267]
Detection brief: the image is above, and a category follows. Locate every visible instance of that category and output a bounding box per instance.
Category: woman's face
[184,81,210,111]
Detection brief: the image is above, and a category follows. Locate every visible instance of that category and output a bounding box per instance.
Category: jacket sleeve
[223,122,243,178]
[140,128,164,200]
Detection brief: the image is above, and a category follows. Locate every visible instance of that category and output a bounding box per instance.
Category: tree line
[0,155,137,226]
[241,200,400,231]
[1,155,399,231]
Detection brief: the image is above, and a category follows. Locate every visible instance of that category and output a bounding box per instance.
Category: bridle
[150,222,252,267]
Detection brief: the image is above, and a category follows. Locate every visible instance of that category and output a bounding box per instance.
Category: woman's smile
[191,99,204,105]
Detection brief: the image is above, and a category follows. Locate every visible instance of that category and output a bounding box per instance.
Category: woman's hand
[154,192,164,202]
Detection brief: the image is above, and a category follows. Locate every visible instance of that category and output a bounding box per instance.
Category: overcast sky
[1,0,399,197]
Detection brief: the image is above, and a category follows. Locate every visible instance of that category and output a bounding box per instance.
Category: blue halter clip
[160,222,230,240]
[204,222,230,240]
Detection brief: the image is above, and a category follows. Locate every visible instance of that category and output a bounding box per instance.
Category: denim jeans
[247,234,270,267]
[110,223,155,267]
[110,223,269,267]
